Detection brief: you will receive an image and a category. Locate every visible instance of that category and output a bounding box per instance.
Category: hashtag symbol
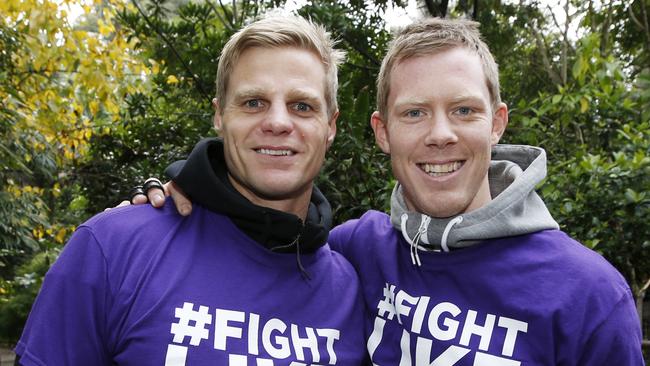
[376,283,397,320]
[170,302,213,346]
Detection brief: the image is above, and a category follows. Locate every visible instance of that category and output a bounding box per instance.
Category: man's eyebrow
[230,87,266,102]
[392,99,429,109]
[288,89,321,101]
[449,94,487,105]
[288,89,324,108]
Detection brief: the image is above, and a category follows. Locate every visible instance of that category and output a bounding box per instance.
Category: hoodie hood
[165,138,332,256]
[391,144,559,262]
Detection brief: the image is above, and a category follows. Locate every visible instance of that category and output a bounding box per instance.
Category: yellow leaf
[85,129,92,139]
[105,99,119,115]
[89,100,99,115]
[55,228,67,244]
[33,228,44,239]
[87,37,99,52]
[580,98,589,113]
[98,20,111,36]
[166,75,179,84]
[53,183,62,197]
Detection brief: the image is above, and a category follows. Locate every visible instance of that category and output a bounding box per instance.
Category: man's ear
[326,110,339,150]
[491,102,509,145]
[370,111,391,154]
[212,98,222,131]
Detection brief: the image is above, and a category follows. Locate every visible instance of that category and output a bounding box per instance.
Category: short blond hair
[377,17,501,118]
[216,14,345,118]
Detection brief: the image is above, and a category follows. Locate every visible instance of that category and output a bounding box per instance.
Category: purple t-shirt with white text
[17,203,367,365]
[329,210,643,366]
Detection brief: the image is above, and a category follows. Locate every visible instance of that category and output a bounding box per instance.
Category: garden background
[1,0,649,357]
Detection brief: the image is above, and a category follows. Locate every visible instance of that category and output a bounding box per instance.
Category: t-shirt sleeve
[577,289,644,365]
[328,219,359,256]
[15,226,112,365]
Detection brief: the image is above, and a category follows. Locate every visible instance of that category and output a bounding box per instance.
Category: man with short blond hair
[15,14,368,365]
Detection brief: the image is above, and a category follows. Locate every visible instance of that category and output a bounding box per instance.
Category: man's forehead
[227,47,328,97]
[388,50,489,102]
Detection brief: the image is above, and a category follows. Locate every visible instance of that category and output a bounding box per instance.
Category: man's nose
[423,112,458,148]
[261,104,294,135]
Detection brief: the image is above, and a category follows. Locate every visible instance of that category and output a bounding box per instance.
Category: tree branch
[528,18,563,85]
[599,1,614,57]
[217,0,236,30]
[205,0,232,32]
[340,32,381,67]
[131,0,212,103]
[627,1,650,61]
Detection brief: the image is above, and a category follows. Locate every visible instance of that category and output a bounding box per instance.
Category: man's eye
[456,107,472,115]
[406,110,423,118]
[245,99,262,108]
[293,102,312,112]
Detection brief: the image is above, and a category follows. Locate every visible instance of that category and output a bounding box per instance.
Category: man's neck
[227,173,311,222]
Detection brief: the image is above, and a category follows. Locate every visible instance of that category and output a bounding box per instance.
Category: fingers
[128,185,146,205]
[168,181,192,216]
[131,194,149,205]
[121,177,191,216]
[143,178,166,207]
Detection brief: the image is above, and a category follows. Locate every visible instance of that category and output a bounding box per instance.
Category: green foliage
[1,0,152,342]
[506,28,650,296]
[0,249,59,343]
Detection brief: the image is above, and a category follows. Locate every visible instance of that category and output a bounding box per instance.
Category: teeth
[420,161,462,176]
[256,148,294,156]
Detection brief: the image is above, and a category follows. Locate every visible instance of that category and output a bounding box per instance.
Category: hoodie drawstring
[401,214,431,267]
[441,216,463,252]
[401,214,464,265]
[294,233,311,280]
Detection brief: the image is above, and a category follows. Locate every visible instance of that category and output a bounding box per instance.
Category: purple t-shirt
[329,210,643,365]
[16,203,367,365]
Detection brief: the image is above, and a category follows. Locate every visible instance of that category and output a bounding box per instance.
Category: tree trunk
[421,0,449,17]
[636,277,650,339]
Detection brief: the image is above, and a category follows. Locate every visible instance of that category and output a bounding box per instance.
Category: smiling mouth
[418,161,463,177]
[255,148,295,156]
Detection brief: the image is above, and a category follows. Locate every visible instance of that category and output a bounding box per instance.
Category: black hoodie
[165,138,332,257]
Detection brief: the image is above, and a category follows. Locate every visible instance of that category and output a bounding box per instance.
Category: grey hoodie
[391,144,559,265]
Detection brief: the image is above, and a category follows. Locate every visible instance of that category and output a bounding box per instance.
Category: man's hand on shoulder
[107,178,193,216]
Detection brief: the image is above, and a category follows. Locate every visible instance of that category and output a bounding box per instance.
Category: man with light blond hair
[15,14,369,365]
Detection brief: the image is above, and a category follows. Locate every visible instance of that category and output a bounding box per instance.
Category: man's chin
[406,193,467,219]
[250,182,314,202]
